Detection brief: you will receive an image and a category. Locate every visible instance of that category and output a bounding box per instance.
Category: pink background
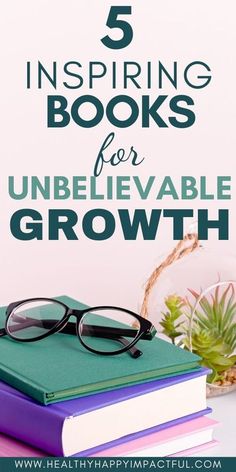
[1,1,235,318]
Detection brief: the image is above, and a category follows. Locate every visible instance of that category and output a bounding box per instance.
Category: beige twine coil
[140,233,200,319]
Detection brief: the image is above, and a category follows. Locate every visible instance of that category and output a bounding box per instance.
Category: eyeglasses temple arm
[79,324,157,340]
[58,323,143,357]
[3,318,142,358]
[114,336,142,358]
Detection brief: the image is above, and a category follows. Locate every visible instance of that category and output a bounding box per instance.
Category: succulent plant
[188,284,236,353]
[183,326,236,383]
[160,284,236,383]
[160,295,185,344]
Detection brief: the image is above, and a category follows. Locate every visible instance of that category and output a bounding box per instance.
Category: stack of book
[0,296,218,457]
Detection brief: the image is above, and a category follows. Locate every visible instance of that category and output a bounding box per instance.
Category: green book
[0,295,201,404]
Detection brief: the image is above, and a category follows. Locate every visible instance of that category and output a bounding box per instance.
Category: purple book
[0,368,210,457]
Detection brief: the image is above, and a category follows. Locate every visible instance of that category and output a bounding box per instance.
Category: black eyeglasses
[0,298,157,358]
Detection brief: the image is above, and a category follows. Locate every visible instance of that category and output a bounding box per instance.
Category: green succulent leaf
[160,295,186,344]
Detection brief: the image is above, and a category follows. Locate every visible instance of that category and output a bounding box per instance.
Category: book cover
[0,434,45,458]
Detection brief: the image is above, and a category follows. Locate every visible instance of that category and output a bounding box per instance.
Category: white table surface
[194,390,236,456]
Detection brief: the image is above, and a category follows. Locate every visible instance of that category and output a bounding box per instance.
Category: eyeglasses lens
[78,309,141,353]
[7,300,66,340]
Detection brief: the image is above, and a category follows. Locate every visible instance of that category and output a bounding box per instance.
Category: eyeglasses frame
[0,297,157,357]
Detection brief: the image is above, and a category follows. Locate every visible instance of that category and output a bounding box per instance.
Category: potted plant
[160,284,236,396]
